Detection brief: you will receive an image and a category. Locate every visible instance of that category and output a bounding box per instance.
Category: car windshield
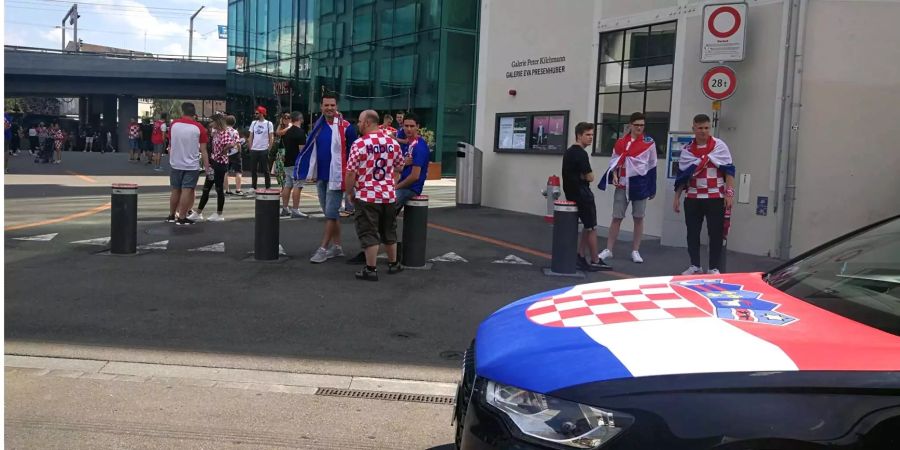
[767,217,900,336]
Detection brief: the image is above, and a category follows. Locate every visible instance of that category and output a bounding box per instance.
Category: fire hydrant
[541,175,561,223]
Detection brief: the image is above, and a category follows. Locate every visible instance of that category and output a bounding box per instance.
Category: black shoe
[355,267,379,281]
[575,256,590,271]
[346,251,367,265]
[388,262,403,275]
[586,261,614,272]
[165,215,176,223]
[176,218,195,226]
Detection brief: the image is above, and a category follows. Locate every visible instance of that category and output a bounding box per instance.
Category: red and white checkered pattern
[526,282,709,328]
[686,166,724,199]
[128,124,141,139]
[347,131,404,204]
[211,127,239,165]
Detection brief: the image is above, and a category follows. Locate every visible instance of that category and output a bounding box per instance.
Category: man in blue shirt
[395,113,429,209]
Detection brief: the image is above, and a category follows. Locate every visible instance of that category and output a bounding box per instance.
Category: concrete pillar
[117,95,138,154]
[101,95,117,151]
[87,95,103,129]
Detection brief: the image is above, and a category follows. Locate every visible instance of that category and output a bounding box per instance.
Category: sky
[4,0,228,57]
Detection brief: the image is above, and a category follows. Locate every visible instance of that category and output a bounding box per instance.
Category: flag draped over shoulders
[674,137,735,191]
[599,135,658,201]
[294,114,351,191]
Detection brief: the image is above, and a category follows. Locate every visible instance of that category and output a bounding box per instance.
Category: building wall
[789,0,900,254]
[474,0,595,215]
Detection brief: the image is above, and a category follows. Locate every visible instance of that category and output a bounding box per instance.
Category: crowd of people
[3,117,120,164]
[162,95,430,281]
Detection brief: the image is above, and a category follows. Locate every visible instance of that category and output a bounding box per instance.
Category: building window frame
[592,21,676,157]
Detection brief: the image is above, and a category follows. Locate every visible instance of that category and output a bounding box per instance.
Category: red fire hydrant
[541,175,561,223]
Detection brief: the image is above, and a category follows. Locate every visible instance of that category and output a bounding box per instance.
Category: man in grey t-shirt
[248,106,274,190]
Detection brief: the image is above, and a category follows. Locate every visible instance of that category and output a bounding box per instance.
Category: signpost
[701,2,747,62]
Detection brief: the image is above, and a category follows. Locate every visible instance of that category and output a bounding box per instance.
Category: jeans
[249,151,270,189]
[197,162,228,213]
[684,197,725,270]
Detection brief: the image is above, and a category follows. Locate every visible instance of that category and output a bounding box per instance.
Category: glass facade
[226,0,480,175]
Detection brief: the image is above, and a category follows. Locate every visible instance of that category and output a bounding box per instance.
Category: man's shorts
[612,188,647,219]
[153,143,165,154]
[129,139,140,151]
[355,201,398,248]
[283,166,298,189]
[170,168,200,189]
[316,179,342,220]
[574,196,598,229]
[227,153,242,173]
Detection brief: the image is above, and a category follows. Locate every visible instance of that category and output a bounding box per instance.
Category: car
[454,215,900,449]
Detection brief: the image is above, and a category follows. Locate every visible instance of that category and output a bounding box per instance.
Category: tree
[151,99,184,118]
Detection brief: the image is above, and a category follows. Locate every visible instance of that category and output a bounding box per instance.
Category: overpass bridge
[4,46,226,149]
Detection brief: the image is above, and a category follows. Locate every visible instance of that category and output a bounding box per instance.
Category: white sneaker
[682,265,704,275]
[707,268,721,275]
[207,213,225,222]
[598,249,613,261]
[631,251,644,264]
[187,211,204,221]
[310,247,328,263]
[291,208,308,218]
[325,244,344,259]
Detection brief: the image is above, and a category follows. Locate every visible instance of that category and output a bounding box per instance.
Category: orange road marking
[65,170,97,183]
[5,202,112,231]
[426,222,632,279]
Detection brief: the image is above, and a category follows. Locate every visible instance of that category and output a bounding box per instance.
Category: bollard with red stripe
[254,188,281,261]
[110,183,138,255]
[542,200,585,278]
[401,195,430,269]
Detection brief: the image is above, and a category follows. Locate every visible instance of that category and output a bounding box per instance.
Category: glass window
[321,0,334,15]
[227,1,237,70]
[593,21,675,157]
[379,8,394,40]
[443,0,477,30]
[420,0,441,30]
[394,2,418,46]
[349,58,372,97]
[353,7,374,45]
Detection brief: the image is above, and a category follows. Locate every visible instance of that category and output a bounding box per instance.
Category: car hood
[475,273,900,393]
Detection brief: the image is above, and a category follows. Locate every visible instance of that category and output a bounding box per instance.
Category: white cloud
[162,43,185,55]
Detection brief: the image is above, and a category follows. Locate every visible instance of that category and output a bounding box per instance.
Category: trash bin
[456,142,482,207]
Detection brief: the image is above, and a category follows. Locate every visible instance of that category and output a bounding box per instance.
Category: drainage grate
[315,388,455,405]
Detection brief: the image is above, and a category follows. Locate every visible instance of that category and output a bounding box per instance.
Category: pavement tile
[79,372,118,381]
[113,374,149,383]
[349,377,458,397]
[266,385,319,395]
[5,355,107,373]
[102,361,352,389]
[46,369,85,379]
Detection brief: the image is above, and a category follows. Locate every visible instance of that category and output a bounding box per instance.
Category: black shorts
[574,197,597,229]
[354,201,399,248]
[227,153,243,173]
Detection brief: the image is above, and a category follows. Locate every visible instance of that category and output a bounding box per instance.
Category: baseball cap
[256,106,267,115]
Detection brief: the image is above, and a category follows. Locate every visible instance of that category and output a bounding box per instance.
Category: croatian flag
[598,135,657,201]
[294,114,351,191]
[674,137,735,191]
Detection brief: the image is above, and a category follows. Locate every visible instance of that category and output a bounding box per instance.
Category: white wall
[789,0,900,255]
[475,0,595,216]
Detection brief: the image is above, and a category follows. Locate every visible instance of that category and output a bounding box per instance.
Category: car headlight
[485,380,632,448]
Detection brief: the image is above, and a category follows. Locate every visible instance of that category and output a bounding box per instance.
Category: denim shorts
[395,188,418,207]
[316,179,342,219]
[129,139,140,151]
[612,188,647,219]
[153,143,165,154]
[170,168,200,189]
[283,166,297,189]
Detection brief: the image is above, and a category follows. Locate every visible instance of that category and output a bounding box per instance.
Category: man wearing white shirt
[248,105,274,190]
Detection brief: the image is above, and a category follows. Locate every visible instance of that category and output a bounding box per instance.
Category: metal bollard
[254,188,280,260]
[110,183,138,255]
[542,200,584,278]
[402,195,429,268]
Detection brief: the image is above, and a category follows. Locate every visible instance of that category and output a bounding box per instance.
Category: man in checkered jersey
[673,114,735,276]
[345,110,405,281]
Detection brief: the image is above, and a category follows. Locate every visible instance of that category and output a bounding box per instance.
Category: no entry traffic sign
[701,66,737,101]
[701,2,747,62]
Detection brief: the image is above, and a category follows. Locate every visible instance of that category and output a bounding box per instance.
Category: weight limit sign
[701,66,737,101]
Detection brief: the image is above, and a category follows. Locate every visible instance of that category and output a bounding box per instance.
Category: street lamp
[61,4,79,52]
[188,6,205,59]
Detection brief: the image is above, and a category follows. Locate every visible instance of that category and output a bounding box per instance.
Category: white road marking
[13,233,59,242]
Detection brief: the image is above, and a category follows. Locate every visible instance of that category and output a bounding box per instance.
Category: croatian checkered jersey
[687,166,724,199]
[347,131,404,204]
[212,127,239,165]
[128,124,141,139]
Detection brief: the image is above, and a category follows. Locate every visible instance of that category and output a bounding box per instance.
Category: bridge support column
[118,95,138,154]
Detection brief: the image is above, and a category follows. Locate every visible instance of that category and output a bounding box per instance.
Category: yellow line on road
[5,202,112,231]
[65,170,97,183]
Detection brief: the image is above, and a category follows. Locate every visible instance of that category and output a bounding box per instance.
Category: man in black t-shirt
[140,118,154,163]
[277,111,308,218]
[561,122,610,271]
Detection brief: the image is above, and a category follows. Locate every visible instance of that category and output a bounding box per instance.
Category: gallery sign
[506,56,567,79]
